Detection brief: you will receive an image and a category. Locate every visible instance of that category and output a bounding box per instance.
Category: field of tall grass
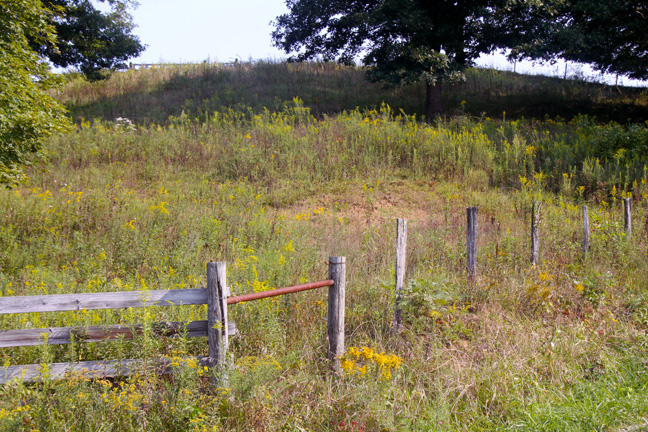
[58,61,648,124]
[1,64,648,431]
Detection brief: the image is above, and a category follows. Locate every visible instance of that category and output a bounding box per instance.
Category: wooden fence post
[624,198,632,239]
[207,261,228,387]
[328,256,346,375]
[531,201,541,266]
[216,262,229,356]
[391,218,407,335]
[467,207,478,279]
[582,206,590,254]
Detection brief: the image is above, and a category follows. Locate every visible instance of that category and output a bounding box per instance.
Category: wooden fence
[390,200,638,321]
[0,199,638,384]
[0,258,346,384]
[129,62,239,70]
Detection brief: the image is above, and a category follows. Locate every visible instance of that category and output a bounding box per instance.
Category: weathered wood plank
[217,262,229,355]
[583,205,591,253]
[0,320,237,348]
[531,201,541,266]
[467,206,478,278]
[391,218,407,335]
[0,288,207,315]
[0,356,211,384]
[624,197,632,239]
[328,256,346,376]
[206,262,222,386]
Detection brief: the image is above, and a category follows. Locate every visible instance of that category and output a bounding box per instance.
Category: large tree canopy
[272,0,508,120]
[0,0,71,185]
[500,0,648,81]
[34,0,144,81]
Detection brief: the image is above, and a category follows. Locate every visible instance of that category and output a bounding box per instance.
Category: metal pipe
[227,279,334,305]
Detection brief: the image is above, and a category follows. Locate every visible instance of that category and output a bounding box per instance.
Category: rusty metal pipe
[227,279,334,305]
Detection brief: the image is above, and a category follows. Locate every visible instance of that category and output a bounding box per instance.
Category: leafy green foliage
[503,0,648,80]
[0,0,71,186]
[35,0,144,81]
[272,0,511,118]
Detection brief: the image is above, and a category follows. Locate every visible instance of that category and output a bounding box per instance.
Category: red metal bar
[227,280,334,305]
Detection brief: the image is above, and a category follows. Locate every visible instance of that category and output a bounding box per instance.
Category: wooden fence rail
[0,288,208,315]
[1,258,346,384]
[129,62,239,70]
[2,199,638,382]
[0,320,230,348]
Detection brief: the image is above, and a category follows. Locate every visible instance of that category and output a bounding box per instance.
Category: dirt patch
[279,180,440,229]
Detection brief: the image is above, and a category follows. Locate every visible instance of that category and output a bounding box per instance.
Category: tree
[272,0,508,120]
[34,0,144,81]
[501,0,648,81]
[0,0,71,186]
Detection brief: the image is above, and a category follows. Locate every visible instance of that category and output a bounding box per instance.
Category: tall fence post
[531,201,541,266]
[207,261,228,387]
[328,256,346,376]
[391,218,407,335]
[624,198,632,239]
[582,206,590,254]
[467,207,478,280]
[216,262,229,356]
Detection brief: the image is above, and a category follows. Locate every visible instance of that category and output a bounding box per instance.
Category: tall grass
[58,61,648,125]
[1,81,647,430]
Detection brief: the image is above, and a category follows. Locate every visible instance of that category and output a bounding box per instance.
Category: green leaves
[501,0,648,80]
[34,0,145,81]
[0,0,71,186]
[273,0,504,82]
[272,0,512,118]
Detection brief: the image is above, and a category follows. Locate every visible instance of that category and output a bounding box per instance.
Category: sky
[125,0,645,87]
[129,0,289,64]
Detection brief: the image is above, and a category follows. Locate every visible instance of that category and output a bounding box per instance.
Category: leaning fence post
[467,207,478,280]
[624,197,632,239]
[328,256,346,376]
[582,206,590,254]
[531,201,541,266]
[207,261,227,387]
[391,218,407,335]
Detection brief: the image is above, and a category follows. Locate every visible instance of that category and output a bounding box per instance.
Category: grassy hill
[59,61,648,125]
[1,62,648,431]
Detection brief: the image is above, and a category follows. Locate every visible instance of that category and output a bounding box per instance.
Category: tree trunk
[424,81,443,122]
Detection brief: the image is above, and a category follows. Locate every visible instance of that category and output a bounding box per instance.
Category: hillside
[0,63,647,431]
[58,61,648,125]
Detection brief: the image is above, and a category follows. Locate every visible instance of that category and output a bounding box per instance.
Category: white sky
[130,0,288,63]
[127,0,645,87]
